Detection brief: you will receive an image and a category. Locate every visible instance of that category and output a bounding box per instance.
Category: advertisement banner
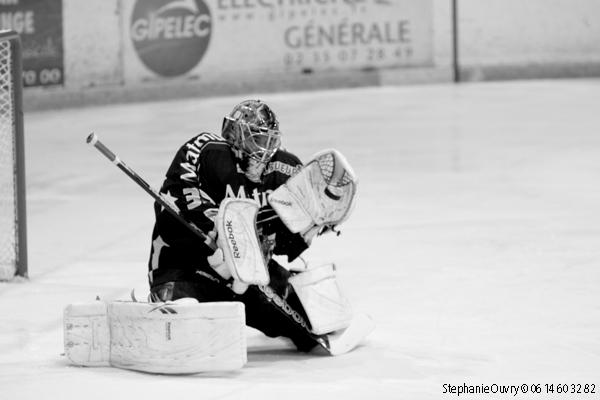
[0,0,64,87]
[121,0,433,83]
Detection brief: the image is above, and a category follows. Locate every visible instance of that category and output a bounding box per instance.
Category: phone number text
[442,383,596,397]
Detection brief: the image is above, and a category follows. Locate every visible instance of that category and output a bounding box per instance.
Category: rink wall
[1,0,599,110]
[457,0,600,81]
[8,0,453,110]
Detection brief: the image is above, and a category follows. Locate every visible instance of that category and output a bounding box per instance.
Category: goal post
[0,30,27,280]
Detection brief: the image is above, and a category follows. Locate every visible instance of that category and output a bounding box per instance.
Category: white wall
[22,0,600,110]
[458,0,600,79]
[62,0,122,88]
[25,0,449,109]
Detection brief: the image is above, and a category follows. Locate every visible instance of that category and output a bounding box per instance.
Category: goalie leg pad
[289,264,353,335]
[64,300,247,373]
[64,301,110,367]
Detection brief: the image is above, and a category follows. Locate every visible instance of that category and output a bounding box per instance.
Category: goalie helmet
[221,100,282,164]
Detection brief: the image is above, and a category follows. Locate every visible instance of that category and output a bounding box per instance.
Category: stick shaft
[86,133,217,251]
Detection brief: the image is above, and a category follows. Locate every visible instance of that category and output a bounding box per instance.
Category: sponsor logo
[259,285,310,329]
[179,133,224,182]
[214,0,393,24]
[216,0,391,12]
[130,0,212,77]
[264,161,302,177]
[225,220,241,259]
[225,184,273,208]
[284,20,411,49]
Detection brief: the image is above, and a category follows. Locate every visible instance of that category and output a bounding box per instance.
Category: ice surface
[1,80,600,399]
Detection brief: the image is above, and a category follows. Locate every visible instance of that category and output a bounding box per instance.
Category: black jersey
[148,132,307,286]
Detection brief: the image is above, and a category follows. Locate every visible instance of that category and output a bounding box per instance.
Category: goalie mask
[222,100,282,175]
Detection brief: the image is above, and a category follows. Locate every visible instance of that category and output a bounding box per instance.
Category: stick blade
[320,313,375,356]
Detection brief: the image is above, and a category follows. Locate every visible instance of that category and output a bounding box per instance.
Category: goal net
[0,30,27,280]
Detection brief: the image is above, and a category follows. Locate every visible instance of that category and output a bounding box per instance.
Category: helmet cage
[222,116,281,163]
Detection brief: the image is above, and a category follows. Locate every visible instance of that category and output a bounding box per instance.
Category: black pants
[150,269,318,352]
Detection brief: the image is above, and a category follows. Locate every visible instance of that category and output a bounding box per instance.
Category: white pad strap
[64,299,247,373]
[215,198,269,288]
[268,149,357,236]
[289,264,353,335]
[63,301,109,366]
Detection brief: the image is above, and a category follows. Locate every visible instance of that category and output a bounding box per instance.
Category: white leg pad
[289,264,353,335]
[64,301,110,366]
[64,300,247,373]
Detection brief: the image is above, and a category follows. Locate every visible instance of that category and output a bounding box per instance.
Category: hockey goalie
[65,100,373,374]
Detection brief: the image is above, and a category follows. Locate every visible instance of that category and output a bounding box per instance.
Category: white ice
[1,80,599,399]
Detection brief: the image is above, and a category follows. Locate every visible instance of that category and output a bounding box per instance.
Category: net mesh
[0,38,17,280]
[315,151,354,187]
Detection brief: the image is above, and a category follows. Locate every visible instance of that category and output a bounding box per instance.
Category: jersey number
[183,188,203,210]
[150,235,169,272]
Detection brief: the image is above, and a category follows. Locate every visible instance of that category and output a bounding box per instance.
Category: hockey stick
[86,133,372,355]
[86,132,217,251]
[253,285,374,355]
